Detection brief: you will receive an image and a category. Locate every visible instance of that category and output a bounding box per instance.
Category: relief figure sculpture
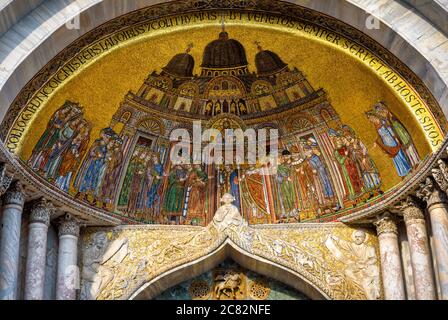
[81,232,129,300]
[325,230,380,300]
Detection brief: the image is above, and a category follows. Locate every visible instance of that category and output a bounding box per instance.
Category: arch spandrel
[80,217,381,300]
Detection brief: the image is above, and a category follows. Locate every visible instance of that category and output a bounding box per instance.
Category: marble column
[400,196,436,300]
[56,214,80,300]
[374,212,406,300]
[0,181,25,300]
[417,176,448,300]
[24,198,52,300]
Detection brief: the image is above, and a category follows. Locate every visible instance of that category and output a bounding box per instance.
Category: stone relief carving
[80,195,382,300]
[325,230,381,300]
[213,194,246,232]
[214,271,243,300]
[81,231,129,300]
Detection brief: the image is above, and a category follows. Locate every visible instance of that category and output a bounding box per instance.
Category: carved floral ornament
[80,195,382,300]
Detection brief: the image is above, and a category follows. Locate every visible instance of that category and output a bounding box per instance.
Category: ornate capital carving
[416,176,448,208]
[396,196,425,223]
[29,198,53,226]
[0,162,13,196]
[431,159,448,192]
[2,180,24,206]
[58,214,80,237]
[374,212,398,236]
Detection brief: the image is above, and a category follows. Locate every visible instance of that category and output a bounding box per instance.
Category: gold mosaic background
[18,23,432,190]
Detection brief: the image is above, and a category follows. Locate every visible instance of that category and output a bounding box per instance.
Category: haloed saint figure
[366,102,420,178]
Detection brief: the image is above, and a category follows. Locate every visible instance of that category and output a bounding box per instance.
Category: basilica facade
[0,0,447,301]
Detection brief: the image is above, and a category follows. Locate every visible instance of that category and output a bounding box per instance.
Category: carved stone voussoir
[58,214,80,237]
[2,180,24,206]
[29,198,53,226]
[417,176,448,208]
[374,212,398,236]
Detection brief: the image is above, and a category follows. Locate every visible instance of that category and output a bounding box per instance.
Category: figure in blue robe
[146,162,164,210]
[230,169,241,211]
[76,139,108,197]
[304,140,334,199]
[368,113,411,177]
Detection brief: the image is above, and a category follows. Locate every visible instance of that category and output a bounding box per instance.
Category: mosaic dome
[162,52,195,78]
[255,49,288,76]
[201,31,248,69]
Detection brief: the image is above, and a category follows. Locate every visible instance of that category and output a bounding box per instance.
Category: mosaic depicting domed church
[2,1,448,302]
[26,26,422,226]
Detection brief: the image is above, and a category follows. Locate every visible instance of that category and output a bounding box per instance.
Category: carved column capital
[58,214,80,238]
[29,198,53,226]
[0,162,13,196]
[416,176,448,208]
[2,180,24,206]
[374,212,398,236]
[397,196,425,223]
[431,159,448,192]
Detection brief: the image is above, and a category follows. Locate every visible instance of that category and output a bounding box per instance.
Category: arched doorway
[155,259,310,300]
[130,241,327,300]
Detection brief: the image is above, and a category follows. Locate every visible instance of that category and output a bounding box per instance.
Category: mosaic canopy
[3,8,445,225]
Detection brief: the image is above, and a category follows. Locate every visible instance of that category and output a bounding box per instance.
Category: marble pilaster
[374,212,406,300]
[56,214,80,300]
[417,176,448,300]
[0,180,25,300]
[24,198,52,300]
[400,196,436,300]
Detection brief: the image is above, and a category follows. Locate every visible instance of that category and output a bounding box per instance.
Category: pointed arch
[130,239,328,300]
